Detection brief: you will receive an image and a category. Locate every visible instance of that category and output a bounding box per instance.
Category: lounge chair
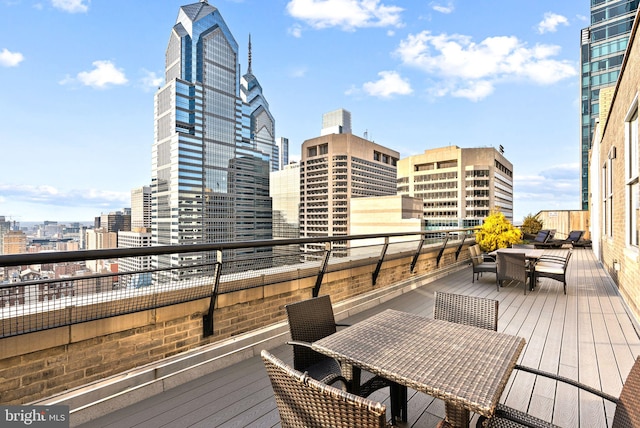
[535,230,585,249]
[529,230,552,247]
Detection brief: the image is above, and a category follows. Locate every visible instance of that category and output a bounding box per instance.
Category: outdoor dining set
[260,235,640,427]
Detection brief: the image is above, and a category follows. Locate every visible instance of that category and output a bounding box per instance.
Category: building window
[603,158,613,238]
[625,98,639,247]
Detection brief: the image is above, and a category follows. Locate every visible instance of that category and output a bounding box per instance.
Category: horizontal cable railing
[0,229,476,338]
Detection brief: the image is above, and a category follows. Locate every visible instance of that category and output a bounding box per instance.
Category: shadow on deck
[78,248,640,428]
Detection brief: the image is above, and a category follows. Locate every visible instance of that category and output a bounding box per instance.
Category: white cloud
[286,0,404,31]
[360,70,413,98]
[0,48,24,67]
[395,31,577,101]
[537,12,569,34]
[431,1,454,14]
[289,66,308,78]
[288,24,303,38]
[512,163,580,220]
[51,0,89,13]
[140,69,163,92]
[0,183,128,208]
[60,60,128,89]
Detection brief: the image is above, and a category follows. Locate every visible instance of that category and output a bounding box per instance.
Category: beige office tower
[2,230,27,255]
[397,146,513,230]
[131,186,151,229]
[300,133,399,256]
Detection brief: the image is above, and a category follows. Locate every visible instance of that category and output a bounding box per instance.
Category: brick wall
[597,18,640,323]
[0,245,469,405]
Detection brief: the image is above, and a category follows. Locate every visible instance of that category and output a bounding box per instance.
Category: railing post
[203,250,223,338]
[372,237,389,285]
[410,234,426,273]
[313,242,332,297]
[455,234,467,260]
[436,233,450,267]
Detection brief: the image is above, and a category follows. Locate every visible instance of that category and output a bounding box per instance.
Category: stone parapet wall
[0,244,470,405]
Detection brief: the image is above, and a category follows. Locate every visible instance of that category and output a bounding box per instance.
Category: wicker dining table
[312,309,526,428]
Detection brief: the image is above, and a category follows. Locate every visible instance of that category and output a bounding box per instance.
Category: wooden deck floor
[78,248,640,428]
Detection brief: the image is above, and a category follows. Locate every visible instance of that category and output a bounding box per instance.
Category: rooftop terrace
[72,247,640,428]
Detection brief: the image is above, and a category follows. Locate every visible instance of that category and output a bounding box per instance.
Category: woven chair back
[433,291,498,331]
[497,252,528,285]
[285,295,338,371]
[261,350,389,428]
[613,357,640,428]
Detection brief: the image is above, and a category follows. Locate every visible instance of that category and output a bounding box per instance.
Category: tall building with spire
[152,1,275,275]
[580,1,639,210]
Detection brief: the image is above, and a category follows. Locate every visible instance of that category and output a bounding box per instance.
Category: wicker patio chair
[477,357,640,428]
[433,291,498,331]
[496,252,530,295]
[470,244,497,283]
[261,350,392,428]
[533,250,572,294]
[285,295,403,420]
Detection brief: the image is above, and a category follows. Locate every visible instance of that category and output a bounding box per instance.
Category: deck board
[77,248,640,428]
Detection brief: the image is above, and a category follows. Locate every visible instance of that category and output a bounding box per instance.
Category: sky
[0,0,588,223]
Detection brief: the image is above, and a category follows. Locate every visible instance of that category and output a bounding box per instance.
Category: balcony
[1,233,638,427]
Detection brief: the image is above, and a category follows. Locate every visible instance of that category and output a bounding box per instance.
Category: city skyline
[1,0,585,222]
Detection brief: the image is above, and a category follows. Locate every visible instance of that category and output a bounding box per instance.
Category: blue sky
[0,0,587,223]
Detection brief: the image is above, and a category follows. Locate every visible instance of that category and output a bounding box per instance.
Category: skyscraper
[152,1,275,274]
[580,1,639,210]
[130,186,151,229]
[300,128,399,257]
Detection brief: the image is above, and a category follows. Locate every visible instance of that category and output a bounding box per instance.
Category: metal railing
[0,229,477,339]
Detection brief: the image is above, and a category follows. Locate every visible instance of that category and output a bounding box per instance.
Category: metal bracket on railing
[410,234,426,273]
[436,233,450,267]
[455,234,467,260]
[372,237,389,286]
[313,242,332,297]
[203,250,223,338]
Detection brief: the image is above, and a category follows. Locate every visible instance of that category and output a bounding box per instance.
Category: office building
[321,108,352,136]
[152,1,275,275]
[270,162,300,240]
[270,162,300,264]
[300,131,399,256]
[0,216,12,255]
[118,230,152,288]
[2,230,27,255]
[99,211,131,234]
[277,137,289,170]
[397,146,513,229]
[580,1,639,210]
[131,186,151,229]
[85,229,117,272]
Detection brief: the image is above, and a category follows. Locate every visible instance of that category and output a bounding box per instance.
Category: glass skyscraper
[580,0,639,210]
[152,1,275,275]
